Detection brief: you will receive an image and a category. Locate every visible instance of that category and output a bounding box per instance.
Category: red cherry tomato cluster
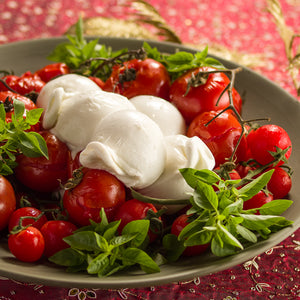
[0,55,294,263]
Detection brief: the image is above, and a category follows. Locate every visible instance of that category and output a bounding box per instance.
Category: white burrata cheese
[79,109,166,189]
[130,95,186,136]
[49,90,136,156]
[36,74,102,111]
[138,134,215,212]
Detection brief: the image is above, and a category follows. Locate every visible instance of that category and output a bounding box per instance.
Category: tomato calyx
[62,167,84,191]
[145,208,166,237]
[117,67,136,84]
[0,96,14,112]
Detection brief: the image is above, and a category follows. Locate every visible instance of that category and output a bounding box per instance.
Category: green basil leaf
[122,219,149,248]
[82,39,99,60]
[193,180,218,211]
[103,220,121,241]
[49,248,86,267]
[162,233,185,262]
[240,214,286,230]
[94,208,109,235]
[24,108,43,125]
[87,253,110,274]
[18,131,49,158]
[211,235,239,257]
[166,51,194,66]
[63,231,108,252]
[180,168,221,188]
[184,229,213,247]
[258,199,293,215]
[236,224,257,243]
[110,234,136,247]
[238,169,274,201]
[12,100,25,121]
[204,57,225,68]
[221,199,243,216]
[143,42,162,61]
[0,104,6,122]
[217,223,243,249]
[121,248,160,273]
[178,218,206,241]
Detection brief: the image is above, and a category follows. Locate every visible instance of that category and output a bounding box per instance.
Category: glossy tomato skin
[0,75,19,91]
[0,175,16,231]
[14,131,70,192]
[89,76,105,89]
[267,167,292,199]
[8,207,47,232]
[243,190,273,213]
[40,220,77,257]
[63,169,126,226]
[103,58,171,100]
[187,110,248,167]
[0,71,45,95]
[114,198,159,243]
[169,67,242,124]
[35,63,70,83]
[8,226,45,262]
[171,214,209,257]
[247,124,292,166]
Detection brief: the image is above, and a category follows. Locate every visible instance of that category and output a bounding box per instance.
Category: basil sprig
[48,18,225,82]
[163,168,293,260]
[49,209,160,276]
[0,100,48,175]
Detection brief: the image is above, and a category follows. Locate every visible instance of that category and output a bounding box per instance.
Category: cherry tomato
[171,214,210,257]
[0,71,45,95]
[103,58,171,100]
[14,131,70,192]
[0,90,41,132]
[247,124,292,167]
[169,66,242,124]
[243,190,273,213]
[40,220,77,257]
[35,63,70,82]
[187,110,248,167]
[267,167,292,199]
[114,198,160,243]
[8,226,45,262]
[0,75,19,91]
[8,207,47,232]
[0,175,16,231]
[63,169,126,226]
[89,76,105,89]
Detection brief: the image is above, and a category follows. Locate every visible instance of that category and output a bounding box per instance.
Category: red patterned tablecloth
[0,1,300,299]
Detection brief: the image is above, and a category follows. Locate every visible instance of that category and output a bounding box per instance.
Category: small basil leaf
[49,248,86,267]
[239,169,274,201]
[121,248,160,273]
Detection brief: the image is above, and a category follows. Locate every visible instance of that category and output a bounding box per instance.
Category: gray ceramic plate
[0,37,299,289]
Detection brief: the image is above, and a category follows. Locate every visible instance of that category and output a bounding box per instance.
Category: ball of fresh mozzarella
[36,74,102,111]
[130,95,186,136]
[79,109,166,189]
[138,134,215,212]
[50,91,136,156]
